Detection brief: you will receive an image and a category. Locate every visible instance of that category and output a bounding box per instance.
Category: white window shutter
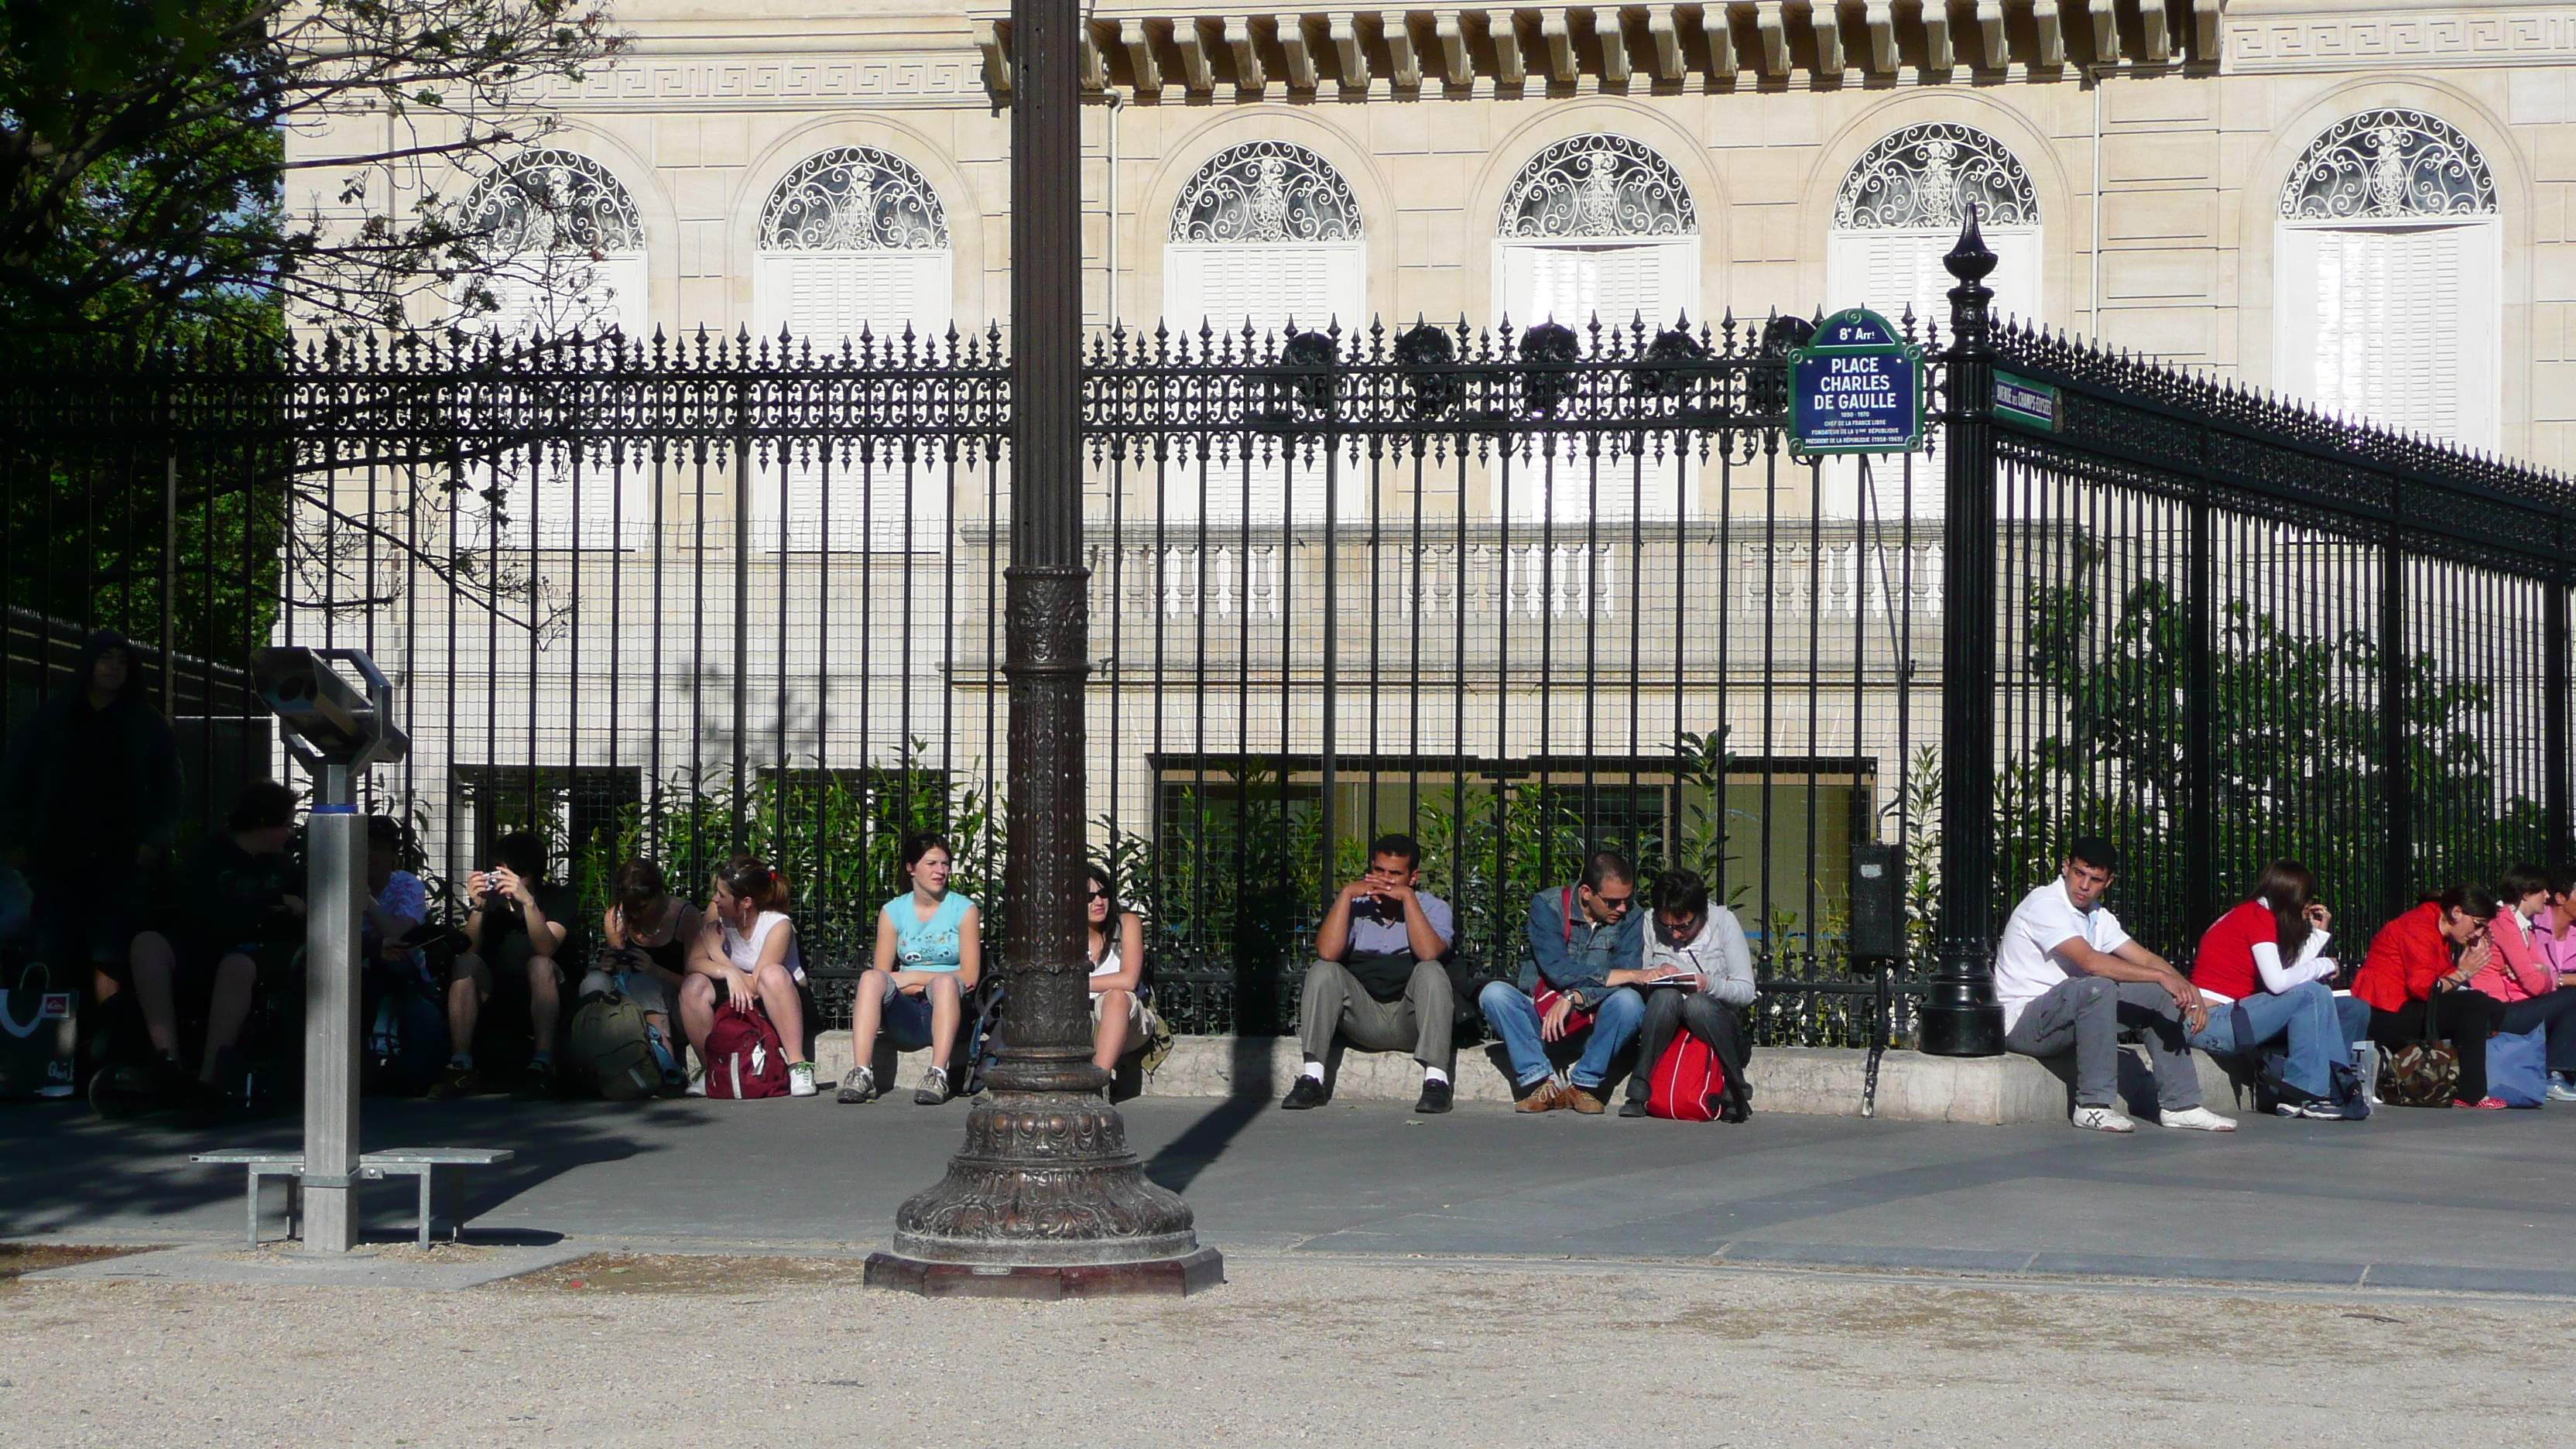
[1495,240,1701,522]
[750,250,956,551]
[453,254,652,549]
[1160,242,1368,524]
[2275,221,2497,450]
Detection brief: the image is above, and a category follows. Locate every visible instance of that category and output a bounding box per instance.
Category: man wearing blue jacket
[1479,849,1653,1114]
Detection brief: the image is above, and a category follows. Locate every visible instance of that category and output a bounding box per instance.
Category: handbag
[0,963,79,1098]
[1529,886,1598,1035]
[2376,992,2462,1108]
[2487,1024,2549,1108]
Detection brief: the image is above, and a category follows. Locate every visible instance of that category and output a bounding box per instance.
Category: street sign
[1790,308,1923,457]
[1995,370,2061,433]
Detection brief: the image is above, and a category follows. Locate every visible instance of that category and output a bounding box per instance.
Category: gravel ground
[4,1252,2573,1447]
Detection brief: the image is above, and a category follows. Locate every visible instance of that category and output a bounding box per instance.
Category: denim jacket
[1518,884,1643,1008]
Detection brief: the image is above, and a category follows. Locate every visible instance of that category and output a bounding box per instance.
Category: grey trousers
[2004,975,2203,1112]
[1298,957,1454,1073]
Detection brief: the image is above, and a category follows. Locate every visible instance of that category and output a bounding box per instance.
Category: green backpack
[570,990,658,1101]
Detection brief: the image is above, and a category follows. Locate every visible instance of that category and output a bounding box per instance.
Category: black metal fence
[5,251,2571,1050]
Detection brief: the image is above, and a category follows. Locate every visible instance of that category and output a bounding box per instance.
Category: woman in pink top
[2478,863,2576,1101]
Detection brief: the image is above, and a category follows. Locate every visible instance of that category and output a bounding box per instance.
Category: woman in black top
[583,858,699,1089]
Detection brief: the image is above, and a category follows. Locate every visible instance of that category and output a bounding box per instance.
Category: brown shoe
[1563,1084,1608,1115]
[1513,1078,1565,1113]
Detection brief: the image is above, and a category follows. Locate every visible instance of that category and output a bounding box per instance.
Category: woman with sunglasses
[1085,865,1146,1073]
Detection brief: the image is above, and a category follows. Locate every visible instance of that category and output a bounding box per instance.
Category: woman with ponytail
[678,853,815,1097]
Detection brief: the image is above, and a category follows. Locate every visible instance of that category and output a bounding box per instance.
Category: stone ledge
[812,1030,2247,1125]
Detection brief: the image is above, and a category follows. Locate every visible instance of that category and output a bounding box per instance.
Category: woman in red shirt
[2352,885,2506,1107]
[2187,861,2371,1115]
[2475,864,2576,1101]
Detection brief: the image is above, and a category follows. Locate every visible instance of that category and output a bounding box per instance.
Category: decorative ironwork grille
[466,149,646,255]
[1170,142,1363,244]
[1498,135,1697,239]
[1834,124,2039,231]
[760,147,951,251]
[2280,109,2496,221]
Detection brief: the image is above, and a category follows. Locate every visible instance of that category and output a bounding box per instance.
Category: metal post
[2380,531,2411,920]
[1920,209,2006,1057]
[2547,581,2569,875]
[301,766,363,1252]
[2183,486,2214,937]
[869,0,1218,1297]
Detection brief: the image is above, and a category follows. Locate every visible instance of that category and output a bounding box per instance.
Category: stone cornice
[2225,5,2576,72]
[972,2,2225,101]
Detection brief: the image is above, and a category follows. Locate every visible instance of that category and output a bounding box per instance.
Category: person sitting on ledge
[840,831,978,1106]
[1086,864,1147,1074]
[1619,867,1756,1122]
[2475,864,2576,1103]
[680,852,817,1099]
[1479,849,1651,1115]
[2355,883,2509,1108]
[2183,859,2369,1119]
[1283,833,1458,1115]
[427,831,575,1100]
[1995,836,2236,1134]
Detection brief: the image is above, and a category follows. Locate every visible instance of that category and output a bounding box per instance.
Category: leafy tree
[0,0,622,340]
[2002,535,2542,956]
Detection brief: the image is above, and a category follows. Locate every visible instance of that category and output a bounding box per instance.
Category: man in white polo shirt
[1996,836,2235,1134]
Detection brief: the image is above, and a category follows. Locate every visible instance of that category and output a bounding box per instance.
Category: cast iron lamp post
[863,0,1221,1297]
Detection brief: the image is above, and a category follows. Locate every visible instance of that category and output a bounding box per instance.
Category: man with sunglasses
[1478,850,1653,1114]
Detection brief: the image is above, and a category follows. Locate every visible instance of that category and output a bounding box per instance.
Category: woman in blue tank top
[841,831,981,1106]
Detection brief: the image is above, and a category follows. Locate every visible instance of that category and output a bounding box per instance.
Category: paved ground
[5,1091,2576,1293]
[6,1252,2575,1447]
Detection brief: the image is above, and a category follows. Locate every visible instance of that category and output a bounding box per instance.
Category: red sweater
[2354,901,2452,1012]
[2193,901,2277,1000]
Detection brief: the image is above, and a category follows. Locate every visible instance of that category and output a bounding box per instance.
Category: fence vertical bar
[1922,209,2005,1057]
[2379,528,2410,920]
[2183,476,2214,937]
[2547,580,2570,874]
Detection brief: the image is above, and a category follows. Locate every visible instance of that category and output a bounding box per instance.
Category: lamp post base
[869,1087,1221,1299]
[1916,1004,2006,1057]
[865,1246,1224,1300]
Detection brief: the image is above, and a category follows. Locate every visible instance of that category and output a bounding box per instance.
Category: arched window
[1492,134,1699,334]
[752,148,955,551]
[1163,141,1366,338]
[1826,123,2042,333]
[2274,110,2499,448]
[1492,135,1701,523]
[461,149,649,340]
[457,151,651,549]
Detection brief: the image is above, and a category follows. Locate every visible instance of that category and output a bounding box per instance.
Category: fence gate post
[1920,210,2006,1057]
[2379,526,2410,921]
[2548,579,2570,873]
[2183,478,2214,943]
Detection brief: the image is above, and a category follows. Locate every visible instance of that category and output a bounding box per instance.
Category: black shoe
[1718,1083,1752,1124]
[1280,1075,1329,1110]
[87,1063,160,1119]
[1413,1079,1454,1115]
[511,1060,559,1101]
[1619,1098,1650,1118]
[424,1064,483,1101]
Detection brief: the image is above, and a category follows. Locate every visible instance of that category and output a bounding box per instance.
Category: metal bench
[192,1147,515,1250]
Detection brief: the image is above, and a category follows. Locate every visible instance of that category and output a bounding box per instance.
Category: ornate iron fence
[5,242,2572,1052]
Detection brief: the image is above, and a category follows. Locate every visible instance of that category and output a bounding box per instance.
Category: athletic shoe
[509,1059,558,1101]
[2275,1098,2348,1120]
[2157,1106,2239,1131]
[786,1061,817,1098]
[2547,1081,2576,1105]
[1412,1078,1453,1115]
[2070,1105,2136,1133]
[1562,1084,1608,1115]
[835,1065,876,1105]
[2454,1096,2508,1110]
[1280,1075,1329,1110]
[683,1067,708,1098]
[424,1064,483,1101]
[913,1064,951,1106]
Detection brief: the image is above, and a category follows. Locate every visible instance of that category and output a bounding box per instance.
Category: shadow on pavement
[1142,1036,1275,1194]
[0,1096,686,1240]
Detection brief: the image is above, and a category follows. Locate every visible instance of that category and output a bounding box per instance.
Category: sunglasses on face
[1595,891,1635,911]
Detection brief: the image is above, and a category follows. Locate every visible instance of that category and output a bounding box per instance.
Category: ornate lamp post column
[864,0,1221,1297]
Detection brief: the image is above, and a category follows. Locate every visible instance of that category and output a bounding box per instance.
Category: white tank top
[720,909,805,983]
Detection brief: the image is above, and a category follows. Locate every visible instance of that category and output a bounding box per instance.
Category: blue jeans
[2186,980,2352,1098]
[1478,981,1645,1091]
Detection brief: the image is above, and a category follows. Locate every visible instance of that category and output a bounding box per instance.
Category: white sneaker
[683,1067,707,1098]
[2071,1105,2136,1133]
[2158,1105,2238,1132]
[2546,1080,2576,1104]
[787,1061,817,1098]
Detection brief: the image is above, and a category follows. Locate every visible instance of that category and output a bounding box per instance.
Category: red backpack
[703,1000,788,1099]
[1646,1033,1725,1122]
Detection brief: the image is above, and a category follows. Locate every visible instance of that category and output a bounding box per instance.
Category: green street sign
[1995,371,2061,432]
